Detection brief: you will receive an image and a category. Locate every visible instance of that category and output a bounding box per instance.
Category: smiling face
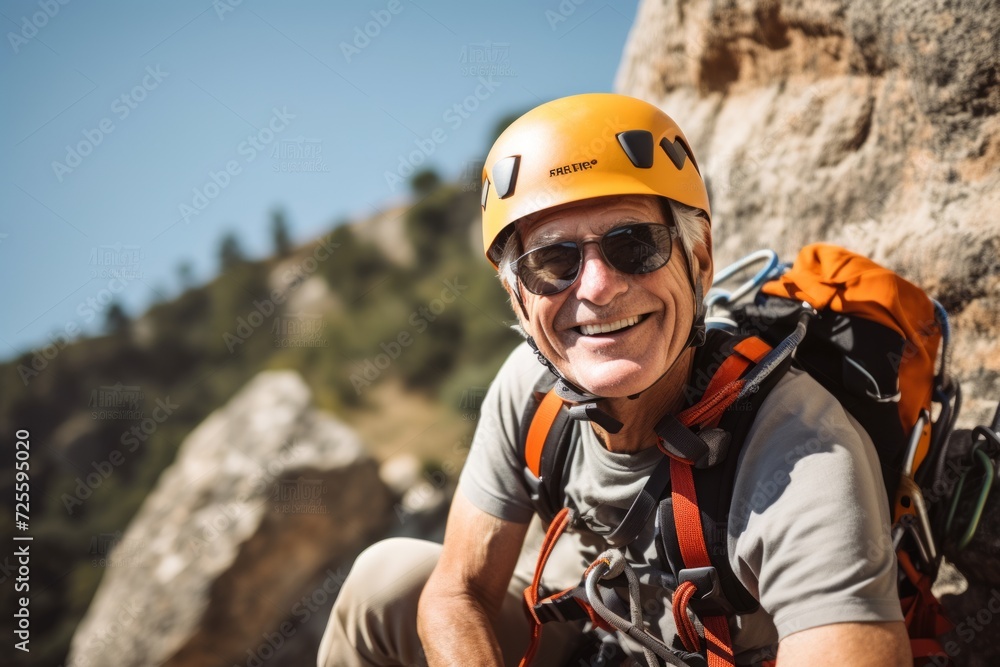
[513,195,703,398]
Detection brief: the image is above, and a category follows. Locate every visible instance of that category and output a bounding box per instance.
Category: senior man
[318,94,912,667]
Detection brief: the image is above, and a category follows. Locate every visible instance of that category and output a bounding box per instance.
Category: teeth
[580,315,641,336]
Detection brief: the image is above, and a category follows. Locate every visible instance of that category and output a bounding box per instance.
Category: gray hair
[497,198,710,299]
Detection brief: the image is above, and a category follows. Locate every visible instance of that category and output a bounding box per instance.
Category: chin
[565,358,662,399]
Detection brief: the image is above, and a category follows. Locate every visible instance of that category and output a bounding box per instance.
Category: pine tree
[219,231,245,271]
[271,210,292,257]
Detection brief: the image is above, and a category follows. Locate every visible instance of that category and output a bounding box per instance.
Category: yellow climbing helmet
[480,93,710,266]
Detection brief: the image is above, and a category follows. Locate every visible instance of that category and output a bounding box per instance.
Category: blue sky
[0,0,638,361]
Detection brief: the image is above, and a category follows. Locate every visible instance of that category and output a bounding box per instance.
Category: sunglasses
[514,222,678,296]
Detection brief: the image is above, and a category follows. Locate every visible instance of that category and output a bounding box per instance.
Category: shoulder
[488,341,555,410]
[745,367,878,468]
[456,342,552,523]
[733,366,883,511]
[497,339,549,379]
[728,367,902,636]
[468,340,555,458]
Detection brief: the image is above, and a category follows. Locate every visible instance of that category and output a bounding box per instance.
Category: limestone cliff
[616,2,999,663]
[616,0,1000,426]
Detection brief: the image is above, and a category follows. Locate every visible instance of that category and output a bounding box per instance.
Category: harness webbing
[526,390,565,478]
[675,337,770,429]
[669,459,736,666]
[664,337,770,667]
[520,507,614,666]
[897,549,952,661]
[521,336,772,667]
[702,337,770,398]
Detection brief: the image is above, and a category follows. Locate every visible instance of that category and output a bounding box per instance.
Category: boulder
[67,370,391,667]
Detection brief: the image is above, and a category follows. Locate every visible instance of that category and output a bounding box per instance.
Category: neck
[591,348,696,454]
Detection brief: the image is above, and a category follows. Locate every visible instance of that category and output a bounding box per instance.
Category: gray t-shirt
[458,342,903,662]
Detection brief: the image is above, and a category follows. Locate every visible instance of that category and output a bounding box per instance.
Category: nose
[572,241,628,305]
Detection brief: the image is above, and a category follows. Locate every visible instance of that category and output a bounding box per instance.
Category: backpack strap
[518,375,579,527]
[525,390,564,478]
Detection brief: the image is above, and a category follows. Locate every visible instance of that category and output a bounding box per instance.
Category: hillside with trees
[0,164,522,666]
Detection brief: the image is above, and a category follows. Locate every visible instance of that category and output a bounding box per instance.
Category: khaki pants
[317,522,591,667]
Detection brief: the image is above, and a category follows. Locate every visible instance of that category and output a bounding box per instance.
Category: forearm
[777,621,912,666]
[417,587,504,666]
[418,493,529,666]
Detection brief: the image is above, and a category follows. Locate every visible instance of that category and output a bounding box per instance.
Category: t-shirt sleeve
[729,369,905,640]
[457,342,546,524]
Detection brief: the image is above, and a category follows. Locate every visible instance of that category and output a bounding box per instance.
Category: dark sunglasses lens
[602,224,673,274]
[518,242,581,295]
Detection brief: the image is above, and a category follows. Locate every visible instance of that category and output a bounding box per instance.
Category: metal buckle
[677,566,736,616]
[844,356,901,403]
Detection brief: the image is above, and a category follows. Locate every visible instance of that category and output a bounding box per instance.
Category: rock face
[616,2,1000,663]
[67,371,391,667]
[616,0,1000,428]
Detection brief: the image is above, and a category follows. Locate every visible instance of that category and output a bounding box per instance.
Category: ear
[505,281,531,333]
[691,228,714,295]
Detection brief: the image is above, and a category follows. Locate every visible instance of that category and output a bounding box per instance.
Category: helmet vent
[660,136,696,172]
[616,130,654,169]
[492,155,521,199]
[480,179,490,208]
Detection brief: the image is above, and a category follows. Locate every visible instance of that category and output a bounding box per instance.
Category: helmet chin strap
[519,277,707,435]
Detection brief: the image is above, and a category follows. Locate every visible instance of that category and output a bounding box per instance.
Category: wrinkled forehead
[517,194,665,248]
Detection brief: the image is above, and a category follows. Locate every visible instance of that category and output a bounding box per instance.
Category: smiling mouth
[576,314,647,336]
